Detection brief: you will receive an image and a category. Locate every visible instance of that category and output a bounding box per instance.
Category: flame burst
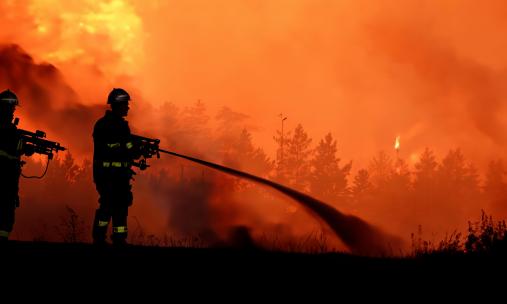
[394,136,400,151]
[27,0,144,76]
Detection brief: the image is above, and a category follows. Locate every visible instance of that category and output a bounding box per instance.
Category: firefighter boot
[111,226,128,247]
[92,210,109,246]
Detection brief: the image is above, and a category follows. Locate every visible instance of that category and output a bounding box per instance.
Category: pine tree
[215,106,250,153]
[178,100,210,146]
[284,124,312,190]
[369,150,394,190]
[412,148,439,221]
[392,157,411,192]
[436,149,481,228]
[484,160,507,197]
[273,129,291,184]
[234,128,273,176]
[309,133,351,202]
[438,149,467,188]
[484,160,507,216]
[351,169,372,200]
[413,148,438,193]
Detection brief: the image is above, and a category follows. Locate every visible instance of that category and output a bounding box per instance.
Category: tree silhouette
[365,150,415,233]
[485,160,507,195]
[273,129,291,185]
[156,101,181,148]
[438,149,468,191]
[351,168,372,202]
[309,133,351,203]
[368,150,394,190]
[413,148,438,195]
[215,106,250,154]
[484,159,507,217]
[436,149,481,229]
[463,163,481,199]
[176,100,210,151]
[229,128,273,177]
[284,124,312,191]
[392,158,411,191]
[182,100,209,133]
[18,153,94,242]
[412,148,439,227]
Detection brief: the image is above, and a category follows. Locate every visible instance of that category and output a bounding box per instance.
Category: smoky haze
[0,44,103,154]
[137,0,507,165]
[161,149,403,255]
[2,1,507,163]
[2,1,507,252]
[0,44,352,251]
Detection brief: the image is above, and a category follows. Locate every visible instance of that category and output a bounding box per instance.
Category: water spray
[155,148,403,256]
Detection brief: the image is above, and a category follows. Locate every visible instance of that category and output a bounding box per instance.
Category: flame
[27,0,144,76]
[394,136,400,151]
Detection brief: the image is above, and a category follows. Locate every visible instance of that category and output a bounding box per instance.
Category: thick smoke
[159,149,403,255]
[2,1,507,162]
[0,44,102,154]
[0,44,342,251]
[3,1,507,252]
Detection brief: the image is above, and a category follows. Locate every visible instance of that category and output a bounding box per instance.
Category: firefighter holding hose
[92,88,143,246]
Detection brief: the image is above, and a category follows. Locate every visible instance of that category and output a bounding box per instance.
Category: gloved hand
[23,144,35,156]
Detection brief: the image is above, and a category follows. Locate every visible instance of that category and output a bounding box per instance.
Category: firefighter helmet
[0,89,19,106]
[107,88,130,105]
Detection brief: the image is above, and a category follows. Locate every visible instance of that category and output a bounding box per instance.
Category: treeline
[14,101,507,244]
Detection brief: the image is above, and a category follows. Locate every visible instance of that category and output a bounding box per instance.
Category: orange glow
[3,0,507,251]
[32,0,143,72]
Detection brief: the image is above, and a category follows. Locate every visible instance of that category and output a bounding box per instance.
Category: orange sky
[2,0,507,169]
[3,0,507,249]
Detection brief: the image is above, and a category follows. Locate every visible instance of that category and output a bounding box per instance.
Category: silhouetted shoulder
[92,113,108,139]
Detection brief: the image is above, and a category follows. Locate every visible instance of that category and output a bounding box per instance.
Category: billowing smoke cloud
[133,0,507,165]
[4,0,507,252]
[160,149,403,255]
[0,43,334,251]
[0,44,103,154]
[3,1,507,162]
[361,6,507,163]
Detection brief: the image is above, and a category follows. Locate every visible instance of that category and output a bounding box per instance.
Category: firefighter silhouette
[0,89,34,242]
[92,88,142,246]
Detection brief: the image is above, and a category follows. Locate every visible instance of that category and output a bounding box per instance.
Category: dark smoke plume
[0,44,103,155]
[161,149,404,256]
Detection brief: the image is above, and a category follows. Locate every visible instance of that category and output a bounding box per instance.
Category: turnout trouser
[93,178,133,244]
